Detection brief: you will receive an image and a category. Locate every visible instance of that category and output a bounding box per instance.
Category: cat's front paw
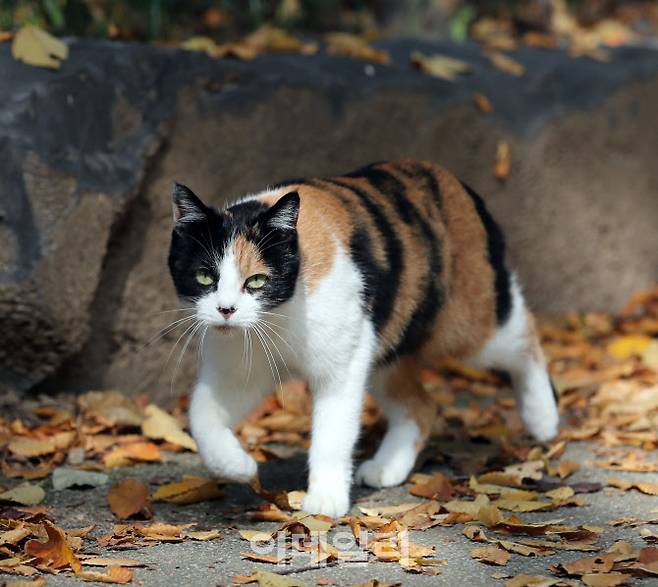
[203,448,258,483]
[302,487,350,518]
[521,403,559,444]
[355,459,410,488]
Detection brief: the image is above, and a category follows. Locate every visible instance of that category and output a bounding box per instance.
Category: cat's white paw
[302,487,350,518]
[522,405,559,443]
[203,449,258,483]
[356,459,411,488]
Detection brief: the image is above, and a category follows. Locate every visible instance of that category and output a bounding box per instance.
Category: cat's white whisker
[257,320,296,355]
[170,320,203,396]
[163,318,200,385]
[252,326,275,385]
[148,307,197,317]
[255,321,292,378]
[142,314,198,351]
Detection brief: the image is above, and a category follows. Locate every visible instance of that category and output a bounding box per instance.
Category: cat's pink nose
[218,306,236,319]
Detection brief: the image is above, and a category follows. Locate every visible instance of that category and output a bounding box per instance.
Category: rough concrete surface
[6,440,655,587]
[1,39,658,397]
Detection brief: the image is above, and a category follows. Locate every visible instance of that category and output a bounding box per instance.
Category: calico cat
[168,160,559,517]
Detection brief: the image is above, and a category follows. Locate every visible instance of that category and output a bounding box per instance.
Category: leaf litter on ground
[1,285,657,583]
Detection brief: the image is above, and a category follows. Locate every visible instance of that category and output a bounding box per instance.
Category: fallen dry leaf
[493,140,511,181]
[411,51,472,81]
[80,556,144,567]
[240,551,289,564]
[409,471,453,500]
[471,545,511,566]
[473,92,493,113]
[252,569,309,586]
[183,529,222,541]
[25,521,81,573]
[607,334,652,360]
[137,522,192,542]
[77,567,133,584]
[505,575,570,587]
[487,51,525,76]
[606,478,658,495]
[78,390,143,428]
[0,482,45,506]
[107,479,152,520]
[238,529,275,543]
[142,404,197,451]
[581,573,627,587]
[103,442,162,468]
[181,35,218,54]
[556,461,580,479]
[559,552,616,575]
[8,436,56,458]
[11,25,68,69]
[325,32,389,64]
[152,476,222,504]
[224,25,317,59]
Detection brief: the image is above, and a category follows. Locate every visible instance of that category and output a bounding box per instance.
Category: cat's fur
[168,160,559,517]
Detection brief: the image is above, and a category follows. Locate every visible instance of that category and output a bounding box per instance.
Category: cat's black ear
[260,192,300,231]
[172,183,207,224]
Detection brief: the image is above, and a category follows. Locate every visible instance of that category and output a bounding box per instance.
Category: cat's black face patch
[167,185,301,313]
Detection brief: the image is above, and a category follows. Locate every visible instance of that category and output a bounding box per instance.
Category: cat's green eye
[245,274,268,290]
[195,270,214,286]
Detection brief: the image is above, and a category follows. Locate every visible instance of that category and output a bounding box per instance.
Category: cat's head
[168,184,300,332]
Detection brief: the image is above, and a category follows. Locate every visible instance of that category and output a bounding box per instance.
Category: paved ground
[19,441,657,587]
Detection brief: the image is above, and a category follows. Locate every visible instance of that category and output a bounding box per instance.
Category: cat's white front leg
[189,382,256,482]
[302,326,375,518]
[189,355,263,483]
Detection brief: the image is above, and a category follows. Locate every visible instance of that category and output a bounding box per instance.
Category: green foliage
[0,1,388,39]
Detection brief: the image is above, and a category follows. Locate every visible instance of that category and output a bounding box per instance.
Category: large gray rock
[1,38,657,397]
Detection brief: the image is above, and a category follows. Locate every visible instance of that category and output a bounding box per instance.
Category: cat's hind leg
[356,358,435,488]
[471,278,559,442]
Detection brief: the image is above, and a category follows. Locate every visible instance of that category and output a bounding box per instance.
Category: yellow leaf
[411,51,472,81]
[181,36,218,54]
[0,482,45,505]
[142,404,197,451]
[12,25,68,70]
[607,334,652,360]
